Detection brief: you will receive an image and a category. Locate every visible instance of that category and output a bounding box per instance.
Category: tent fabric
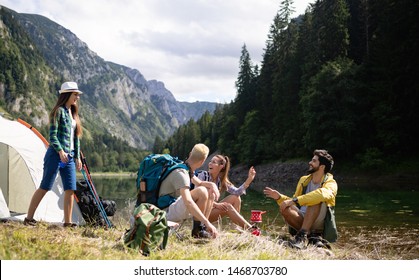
[0,116,83,224]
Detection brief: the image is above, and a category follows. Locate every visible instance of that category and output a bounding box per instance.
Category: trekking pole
[80,169,112,228]
[80,151,100,199]
[80,151,105,203]
[80,151,112,228]
[80,152,112,228]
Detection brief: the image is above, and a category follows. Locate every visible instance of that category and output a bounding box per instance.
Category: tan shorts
[299,202,327,232]
[166,196,192,222]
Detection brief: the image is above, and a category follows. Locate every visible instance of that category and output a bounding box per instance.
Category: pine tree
[234,44,256,123]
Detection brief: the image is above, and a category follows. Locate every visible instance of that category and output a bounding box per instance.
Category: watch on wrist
[292,197,300,207]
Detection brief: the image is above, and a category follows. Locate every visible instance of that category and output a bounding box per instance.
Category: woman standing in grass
[195,154,256,230]
[24,82,84,227]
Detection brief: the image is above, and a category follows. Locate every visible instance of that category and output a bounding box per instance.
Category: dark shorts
[39,147,76,191]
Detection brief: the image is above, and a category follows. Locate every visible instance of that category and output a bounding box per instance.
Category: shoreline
[77,172,135,178]
[229,161,419,192]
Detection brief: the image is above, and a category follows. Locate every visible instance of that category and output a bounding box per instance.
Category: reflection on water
[334,183,418,228]
[85,176,419,229]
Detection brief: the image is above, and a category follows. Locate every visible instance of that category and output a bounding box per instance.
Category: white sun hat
[59,82,83,94]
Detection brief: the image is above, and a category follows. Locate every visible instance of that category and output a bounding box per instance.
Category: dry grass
[1,217,417,260]
[332,226,419,260]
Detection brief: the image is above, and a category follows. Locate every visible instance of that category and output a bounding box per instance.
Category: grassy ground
[1,216,417,260]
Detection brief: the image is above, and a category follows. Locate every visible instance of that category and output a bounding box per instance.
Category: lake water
[88,176,419,229]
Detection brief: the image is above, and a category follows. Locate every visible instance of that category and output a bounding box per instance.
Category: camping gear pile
[124,154,186,255]
[75,179,115,227]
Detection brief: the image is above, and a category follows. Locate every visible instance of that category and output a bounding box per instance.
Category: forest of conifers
[158,0,419,170]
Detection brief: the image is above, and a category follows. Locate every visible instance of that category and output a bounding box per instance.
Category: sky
[1,0,314,103]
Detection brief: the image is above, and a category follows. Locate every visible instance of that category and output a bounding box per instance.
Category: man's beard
[307,165,319,174]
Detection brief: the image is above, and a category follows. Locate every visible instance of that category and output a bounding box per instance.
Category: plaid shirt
[49,106,80,159]
[195,170,247,196]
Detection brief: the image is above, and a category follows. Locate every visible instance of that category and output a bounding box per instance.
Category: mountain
[0,6,218,149]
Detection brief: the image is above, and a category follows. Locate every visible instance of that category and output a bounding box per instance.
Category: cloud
[1,0,314,102]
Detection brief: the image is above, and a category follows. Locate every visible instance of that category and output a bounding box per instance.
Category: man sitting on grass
[264,149,337,249]
[159,143,220,239]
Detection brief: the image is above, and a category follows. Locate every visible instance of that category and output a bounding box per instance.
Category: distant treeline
[158,0,419,170]
[82,133,148,172]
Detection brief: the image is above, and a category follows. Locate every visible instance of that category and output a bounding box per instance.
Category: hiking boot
[23,217,37,226]
[191,222,211,239]
[308,232,322,245]
[308,235,331,249]
[63,222,77,228]
[308,232,332,249]
[313,239,329,249]
[287,230,308,249]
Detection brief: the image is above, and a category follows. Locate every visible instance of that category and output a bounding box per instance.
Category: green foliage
[357,148,385,171]
[311,0,350,63]
[196,111,213,147]
[236,110,262,164]
[364,0,419,155]
[0,7,57,115]
[234,44,258,124]
[300,57,364,157]
[164,119,201,159]
[152,135,165,154]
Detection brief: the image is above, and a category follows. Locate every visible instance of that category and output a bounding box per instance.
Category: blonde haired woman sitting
[195,155,256,230]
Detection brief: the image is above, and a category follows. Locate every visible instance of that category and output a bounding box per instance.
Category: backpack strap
[161,162,190,181]
[160,224,169,250]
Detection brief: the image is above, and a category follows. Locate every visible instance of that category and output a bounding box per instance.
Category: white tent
[0,116,83,224]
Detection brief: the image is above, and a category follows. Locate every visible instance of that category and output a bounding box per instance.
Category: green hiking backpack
[124,203,169,256]
[136,153,189,209]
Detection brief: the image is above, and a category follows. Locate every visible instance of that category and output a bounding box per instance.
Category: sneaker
[23,217,37,226]
[249,225,261,236]
[287,230,308,249]
[191,224,211,239]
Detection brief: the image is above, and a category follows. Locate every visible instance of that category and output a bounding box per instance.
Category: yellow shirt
[276,173,337,207]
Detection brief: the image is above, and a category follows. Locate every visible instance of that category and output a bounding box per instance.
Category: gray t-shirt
[159,168,190,198]
[300,180,320,214]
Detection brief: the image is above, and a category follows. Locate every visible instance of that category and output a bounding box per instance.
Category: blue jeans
[39,147,76,191]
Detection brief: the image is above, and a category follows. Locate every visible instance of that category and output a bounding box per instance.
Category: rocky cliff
[0,6,218,149]
[230,161,308,194]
